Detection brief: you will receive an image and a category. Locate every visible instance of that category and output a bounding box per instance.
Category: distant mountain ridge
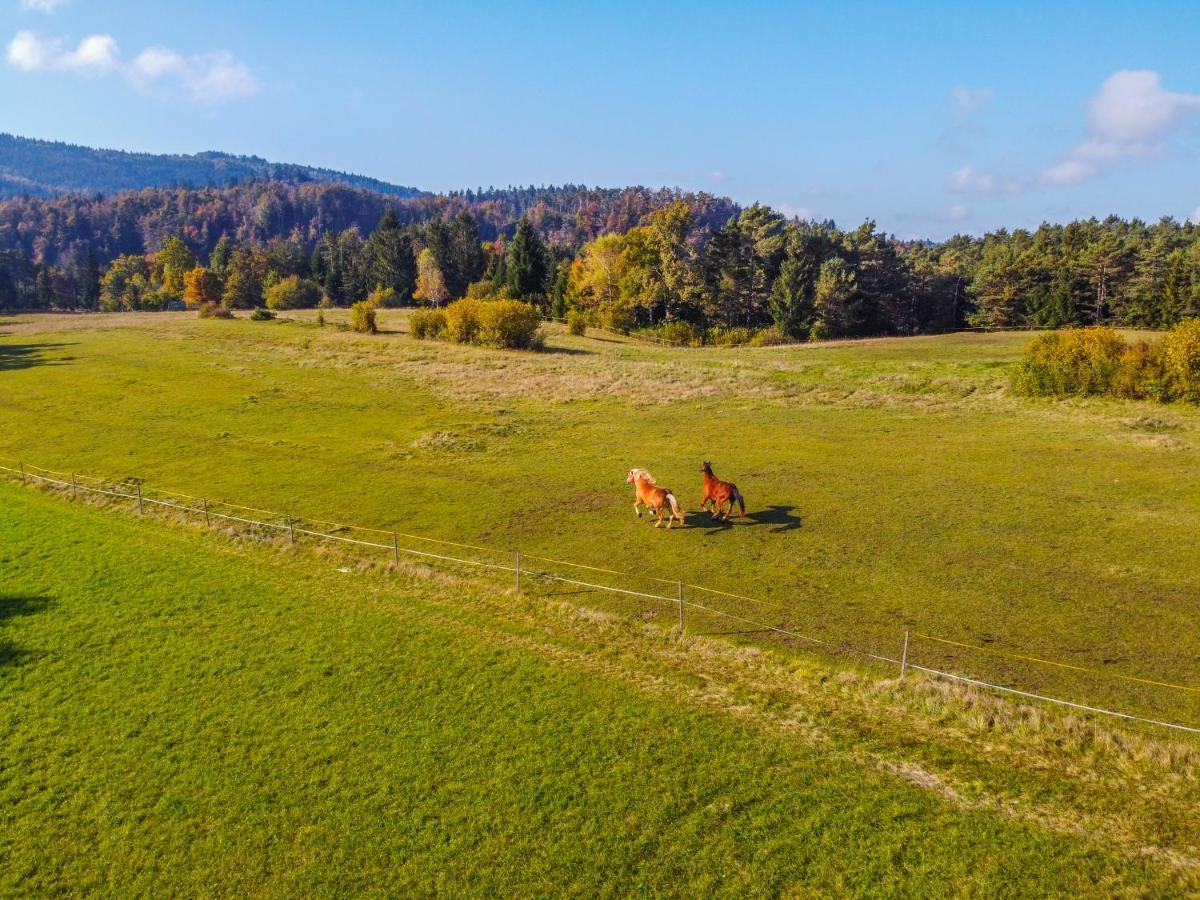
[0,133,424,199]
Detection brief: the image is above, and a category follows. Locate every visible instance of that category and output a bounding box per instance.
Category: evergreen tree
[448,211,486,298]
[34,267,53,309]
[209,234,233,280]
[769,253,817,338]
[367,209,417,301]
[79,246,101,310]
[506,218,548,300]
[810,256,856,339]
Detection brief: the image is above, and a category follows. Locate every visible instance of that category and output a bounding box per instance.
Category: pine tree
[367,210,416,302]
[79,246,101,310]
[769,253,817,337]
[209,234,233,280]
[506,218,548,300]
[35,267,53,309]
[448,211,486,297]
[810,256,856,339]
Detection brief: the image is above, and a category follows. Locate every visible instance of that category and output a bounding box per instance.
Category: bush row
[409,299,544,349]
[629,321,794,347]
[1012,321,1200,403]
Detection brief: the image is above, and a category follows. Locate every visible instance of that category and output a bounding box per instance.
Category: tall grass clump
[1013,320,1200,403]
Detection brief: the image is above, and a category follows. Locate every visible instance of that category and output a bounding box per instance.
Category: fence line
[3,454,1199,738]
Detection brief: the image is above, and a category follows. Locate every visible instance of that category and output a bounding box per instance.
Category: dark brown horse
[700,462,745,519]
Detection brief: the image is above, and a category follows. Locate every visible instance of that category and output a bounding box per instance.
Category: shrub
[476,299,544,349]
[198,302,233,319]
[707,326,757,347]
[749,327,792,347]
[264,275,322,310]
[249,307,275,321]
[647,321,704,347]
[1011,327,1126,397]
[1162,318,1200,402]
[316,309,325,327]
[566,310,587,336]
[368,285,399,308]
[350,300,377,334]
[410,307,447,339]
[601,306,635,334]
[1111,340,1169,400]
[444,298,484,344]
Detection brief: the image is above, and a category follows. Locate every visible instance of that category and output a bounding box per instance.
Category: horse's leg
[634,500,642,518]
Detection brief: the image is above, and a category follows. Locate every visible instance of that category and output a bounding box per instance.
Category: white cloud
[59,33,118,74]
[775,203,814,220]
[1042,69,1200,186]
[185,52,259,103]
[1041,160,1097,186]
[1088,69,1200,142]
[20,0,68,12]
[5,29,260,103]
[948,204,970,221]
[949,165,994,193]
[130,46,186,81]
[952,86,994,117]
[948,164,1023,196]
[1190,207,1200,226]
[5,30,54,69]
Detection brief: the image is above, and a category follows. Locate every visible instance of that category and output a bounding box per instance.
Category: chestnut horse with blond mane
[700,461,745,519]
[626,468,685,529]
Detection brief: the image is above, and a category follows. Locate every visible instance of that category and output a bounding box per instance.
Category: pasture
[3,480,1199,894]
[2,310,1198,725]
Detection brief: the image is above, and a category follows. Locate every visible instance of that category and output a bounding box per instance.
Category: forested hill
[0,180,740,267]
[0,133,424,199]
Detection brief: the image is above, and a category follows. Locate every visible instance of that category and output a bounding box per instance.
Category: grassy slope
[0,483,1190,895]
[2,311,1199,728]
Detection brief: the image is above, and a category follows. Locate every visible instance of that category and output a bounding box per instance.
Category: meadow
[5,310,1200,892]
[3,310,1199,724]
[3,480,1200,895]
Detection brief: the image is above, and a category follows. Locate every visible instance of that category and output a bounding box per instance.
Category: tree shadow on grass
[0,342,75,372]
[0,595,53,671]
[538,344,594,356]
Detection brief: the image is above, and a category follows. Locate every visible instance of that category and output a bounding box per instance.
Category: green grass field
[3,310,1199,725]
[4,482,1200,895]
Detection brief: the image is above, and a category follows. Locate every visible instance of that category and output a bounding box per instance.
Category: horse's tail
[666,492,684,523]
[733,486,745,516]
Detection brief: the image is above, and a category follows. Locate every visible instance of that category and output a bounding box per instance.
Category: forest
[1,177,1198,340]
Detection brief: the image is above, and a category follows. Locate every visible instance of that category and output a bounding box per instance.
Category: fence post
[71,473,77,500]
[515,550,521,594]
[288,518,295,545]
[901,631,910,679]
[202,498,210,527]
[135,482,143,515]
[19,461,26,483]
[677,581,685,634]
[392,531,400,568]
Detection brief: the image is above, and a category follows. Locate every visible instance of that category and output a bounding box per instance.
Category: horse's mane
[628,467,656,485]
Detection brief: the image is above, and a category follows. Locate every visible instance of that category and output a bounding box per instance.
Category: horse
[700,462,745,519]
[626,468,685,529]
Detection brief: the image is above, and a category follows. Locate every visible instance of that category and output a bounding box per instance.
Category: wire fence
[3,454,1199,738]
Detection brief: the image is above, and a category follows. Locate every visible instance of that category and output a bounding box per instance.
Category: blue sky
[2,0,1198,238]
